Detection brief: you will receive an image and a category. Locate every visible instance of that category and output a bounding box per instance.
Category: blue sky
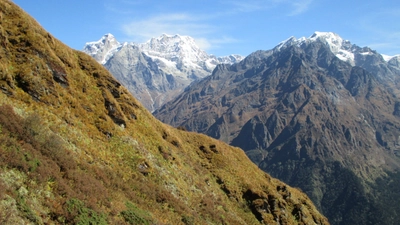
[13,0,400,57]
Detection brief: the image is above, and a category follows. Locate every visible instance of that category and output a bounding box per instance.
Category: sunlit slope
[0,1,328,224]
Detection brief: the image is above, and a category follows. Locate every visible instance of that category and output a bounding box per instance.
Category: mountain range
[154,31,400,225]
[83,34,243,112]
[0,1,328,224]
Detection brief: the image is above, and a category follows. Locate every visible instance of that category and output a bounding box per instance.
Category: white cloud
[122,13,215,43]
[287,0,314,16]
[194,38,212,50]
[356,8,400,55]
[110,0,316,55]
[103,0,139,15]
[223,0,314,15]
[222,0,268,13]
[197,36,241,51]
[120,13,240,52]
[365,36,400,56]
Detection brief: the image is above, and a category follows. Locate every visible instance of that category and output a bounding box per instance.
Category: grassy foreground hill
[0,1,328,224]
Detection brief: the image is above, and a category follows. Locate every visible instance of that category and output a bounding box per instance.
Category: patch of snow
[83,33,122,64]
[275,36,297,51]
[360,52,374,56]
[275,31,358,65]
[309,32,355,64]
[382,54,400,61]
[84,33,245,85]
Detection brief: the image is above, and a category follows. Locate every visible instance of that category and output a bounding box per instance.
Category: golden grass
[0,1,329,224]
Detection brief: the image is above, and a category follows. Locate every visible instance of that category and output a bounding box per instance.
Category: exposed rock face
[154,32,400,225]
[83,34,243,111]
[388,55,400,68]
[103,44,189,113]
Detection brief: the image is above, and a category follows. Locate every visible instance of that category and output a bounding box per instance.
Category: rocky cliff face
[154,32,400,225]
[103,43,189,113]
[83,34,243,111]
[0,1,328,224]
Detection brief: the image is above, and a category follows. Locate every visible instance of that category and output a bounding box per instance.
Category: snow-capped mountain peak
[382,54,400,62]
[309,31,344,43]
[309,32,346,52]
[309,31,355,62]
[275,31,355,65]
[83,33,244,112]
[216,54,244,64]
[139,34,210,63]
[271,31,400,85]
[83,33,121,64]
[275,36,301,50]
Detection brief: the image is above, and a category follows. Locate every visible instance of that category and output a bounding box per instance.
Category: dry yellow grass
[0,1,329,224]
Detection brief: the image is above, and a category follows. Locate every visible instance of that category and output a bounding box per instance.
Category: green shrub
[120,201,153,225]
[66,198,107,225]
[181,215,194,225]
[16,194,40,223]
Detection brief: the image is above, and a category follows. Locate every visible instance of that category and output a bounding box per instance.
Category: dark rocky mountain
[154,32,400,225]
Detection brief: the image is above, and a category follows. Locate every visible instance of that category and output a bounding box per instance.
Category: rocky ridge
[154,32,400,225]
[277,32,400,94]
[83,34,243,111]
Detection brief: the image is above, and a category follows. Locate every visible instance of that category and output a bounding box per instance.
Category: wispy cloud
[197,36,241,51]
[103,0,138,15]
[194,38,212,50]
[120,13,240,51]
[365,37,400,56]
[223,0,314,15]
[109,0,314,53]
[287,0,314,16]
[121,13,214,42]
[357,7,400,55]
[222,0,269,13]
[368,41,400,50]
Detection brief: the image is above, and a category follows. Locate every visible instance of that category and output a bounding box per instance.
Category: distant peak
[160,33,180,37]
[103,33,115,38]
[274,31,355,65]
[280,36,297,45]
[382,54,400,62]
[85,33,118,46]
[155,33,176,39]
[309,31,347,44]
[153,33,194,42]
[277,32,344,50]
[142,34,200,52]
[83,33,121,64]
[310,31,340,39]
[101,33,117,42]
[158,33,174,39]
[275,31,350,48]
[275,36,302,51]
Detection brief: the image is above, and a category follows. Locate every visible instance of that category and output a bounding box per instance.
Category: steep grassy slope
[0,1,328,224]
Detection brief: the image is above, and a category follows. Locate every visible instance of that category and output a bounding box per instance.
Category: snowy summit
[276,32,356,65]
[82,33,244,112]
[83,33,121,64]
[83,33,244,79]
